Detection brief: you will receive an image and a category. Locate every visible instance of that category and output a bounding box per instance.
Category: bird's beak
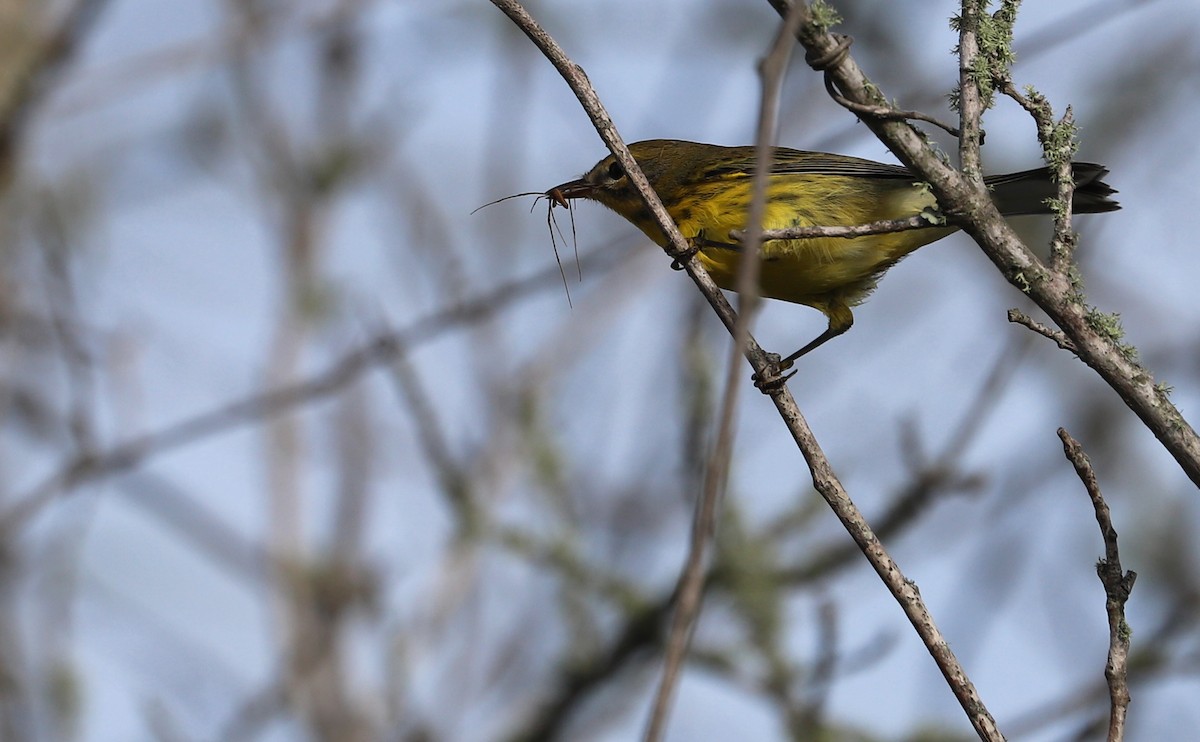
[545,178,593,208]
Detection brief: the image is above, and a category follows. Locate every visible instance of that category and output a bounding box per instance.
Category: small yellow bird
[547,139,1119,365]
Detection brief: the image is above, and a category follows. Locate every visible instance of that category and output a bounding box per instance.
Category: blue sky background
[7,1,1200,740]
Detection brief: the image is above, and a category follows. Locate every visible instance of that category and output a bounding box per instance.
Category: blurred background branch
[0,1,1197,741]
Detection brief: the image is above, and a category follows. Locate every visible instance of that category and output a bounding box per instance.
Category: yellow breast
[668,175,955,309]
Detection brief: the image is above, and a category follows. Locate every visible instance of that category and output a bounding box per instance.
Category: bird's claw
[752,353,796,392]
[669,242,701,271]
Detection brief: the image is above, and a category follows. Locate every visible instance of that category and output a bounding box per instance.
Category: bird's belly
[697,228,954,307]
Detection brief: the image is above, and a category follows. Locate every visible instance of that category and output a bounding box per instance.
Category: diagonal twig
[644,5,810,740]
[1058,428,1136,742]
[489,2,1003,740]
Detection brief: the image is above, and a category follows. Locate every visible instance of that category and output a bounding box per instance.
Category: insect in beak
[472,186,581,307]
[544,177,593,209]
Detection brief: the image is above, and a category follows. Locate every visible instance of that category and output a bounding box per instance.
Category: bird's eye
[605,161,624,181]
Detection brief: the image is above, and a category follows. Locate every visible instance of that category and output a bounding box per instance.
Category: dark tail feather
[986,163,1121,216]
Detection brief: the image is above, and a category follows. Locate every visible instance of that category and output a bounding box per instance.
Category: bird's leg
[753,304,854,392]
[777,323,850,368]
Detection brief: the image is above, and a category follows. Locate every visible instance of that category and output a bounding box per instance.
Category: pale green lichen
[809,0,842,32]
[950,0,1021,109]
[1086,309,1139,363]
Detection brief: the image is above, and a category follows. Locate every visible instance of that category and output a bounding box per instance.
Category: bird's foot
[752,353,796,393]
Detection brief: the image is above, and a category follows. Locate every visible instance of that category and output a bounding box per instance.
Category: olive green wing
[693,146,915,182]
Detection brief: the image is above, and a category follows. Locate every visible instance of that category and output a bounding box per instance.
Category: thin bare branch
[745,214,939,242]
[826,89,963,138]
[645,6,809,740]
[1007,308,1077,353]
[491,2,1003,739]
[1058,428,1136,742]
